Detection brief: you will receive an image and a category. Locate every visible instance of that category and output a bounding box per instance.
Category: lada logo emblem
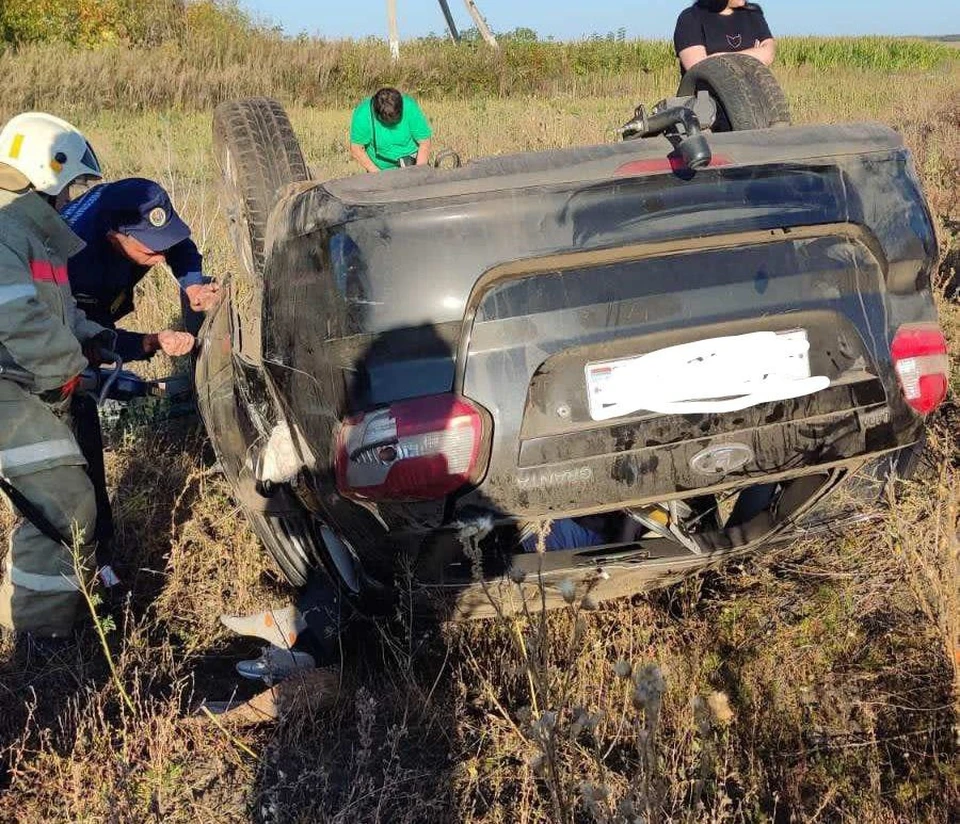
[690,443,754,476]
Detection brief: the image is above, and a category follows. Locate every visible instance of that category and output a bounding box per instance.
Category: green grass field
[0,43,958,823]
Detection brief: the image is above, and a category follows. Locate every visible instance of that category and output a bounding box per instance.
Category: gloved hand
[38,374,82,405]
[184,281,221,312]
[82,330,117,368]
[143,330,196,357]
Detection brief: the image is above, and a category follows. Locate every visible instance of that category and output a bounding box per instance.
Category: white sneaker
[235,645,316,685]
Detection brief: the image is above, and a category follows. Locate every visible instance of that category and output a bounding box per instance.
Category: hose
[93,349,123,407]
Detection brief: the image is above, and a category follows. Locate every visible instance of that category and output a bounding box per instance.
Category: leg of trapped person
[0,380,97,638]
[222,570,357,682]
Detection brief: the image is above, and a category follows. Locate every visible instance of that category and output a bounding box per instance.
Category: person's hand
[82,341,104,367]
[184,282,222,312]
[158,330,196,356]
[144,330,196,357]
[39,374,82,405]
[82,330,115,367]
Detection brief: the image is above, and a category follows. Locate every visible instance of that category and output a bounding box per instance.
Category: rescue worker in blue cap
[61,177,220,353]
[59,177,220,572]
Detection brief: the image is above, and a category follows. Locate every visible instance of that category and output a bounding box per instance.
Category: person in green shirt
[349,87,433,173]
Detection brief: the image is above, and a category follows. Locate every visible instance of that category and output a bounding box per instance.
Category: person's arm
[164,237,220,311]
[142,330,195,358]
[113,329,195,363]
[164,236,203,290]
[349,100,380,173]
[415,139,432,167]
[740,38,776,66]
[406,97,434,166]
[0,244,87,392]
[674,8,708,70]
[739,11,776,66]
[684,37,775,69]
[678,44,709,71]
[350,143,380,173]
[113,329,150,362]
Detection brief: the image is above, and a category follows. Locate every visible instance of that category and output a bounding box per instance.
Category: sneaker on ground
[235,645,316,685]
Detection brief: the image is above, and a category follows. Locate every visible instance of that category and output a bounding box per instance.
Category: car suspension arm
[620,105,713,170]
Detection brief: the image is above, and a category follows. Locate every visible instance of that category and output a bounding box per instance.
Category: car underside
[197,56,948,618]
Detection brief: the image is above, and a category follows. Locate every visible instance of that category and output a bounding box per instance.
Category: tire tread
[212,98,310,279]
[678,53,791,131]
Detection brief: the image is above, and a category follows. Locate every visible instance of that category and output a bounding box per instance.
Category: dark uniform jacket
[61,183,204,361]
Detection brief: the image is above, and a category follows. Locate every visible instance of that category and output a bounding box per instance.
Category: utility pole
[386,0,400,60]
[437,0,461,42]
[463,0,498,49]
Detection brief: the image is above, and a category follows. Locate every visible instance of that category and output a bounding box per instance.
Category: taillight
[335,394,488,501]
[890,323,950,415]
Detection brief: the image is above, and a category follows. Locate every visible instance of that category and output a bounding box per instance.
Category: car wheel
[677,53,791,132]
[238,486,323,589]
[212,98,311,282]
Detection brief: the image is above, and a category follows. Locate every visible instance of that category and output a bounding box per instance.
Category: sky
[238,1,957,41]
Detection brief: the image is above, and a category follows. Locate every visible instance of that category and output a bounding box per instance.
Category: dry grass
[0,60,959,823]
[0,35,955,114]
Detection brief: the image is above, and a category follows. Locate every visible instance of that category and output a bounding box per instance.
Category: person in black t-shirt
[674,1,776,74]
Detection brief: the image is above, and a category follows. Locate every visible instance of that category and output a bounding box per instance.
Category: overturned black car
[198,56,948,618]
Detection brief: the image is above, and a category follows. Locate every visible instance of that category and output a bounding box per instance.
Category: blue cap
[111,178,191,252]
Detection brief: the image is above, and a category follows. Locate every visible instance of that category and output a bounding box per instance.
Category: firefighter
[59,178,218,568]
[0,112,113,653]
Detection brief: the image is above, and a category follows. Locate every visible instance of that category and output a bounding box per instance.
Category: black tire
[235,480,322,588]
[677,53,791,132]
[244,504,325,589]
[212,98,310,281]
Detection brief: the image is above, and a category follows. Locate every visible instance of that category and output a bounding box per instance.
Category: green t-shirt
[349,95,433,170]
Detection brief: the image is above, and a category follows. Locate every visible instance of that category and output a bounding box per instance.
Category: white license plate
[585,330,830,421]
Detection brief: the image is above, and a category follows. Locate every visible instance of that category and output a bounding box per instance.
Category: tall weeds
[0,35,955,116]
[886,429,960,715]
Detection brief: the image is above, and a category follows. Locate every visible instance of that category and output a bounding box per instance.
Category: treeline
[0,0,258,47]
[0,1,955,114]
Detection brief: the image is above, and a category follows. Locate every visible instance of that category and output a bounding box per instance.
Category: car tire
[212,98,311,281]
[236,483,322,589]
[677,53,791,132]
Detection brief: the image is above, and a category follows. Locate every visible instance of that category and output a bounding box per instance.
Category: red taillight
[890,323,950,415]
[335,394,488,501]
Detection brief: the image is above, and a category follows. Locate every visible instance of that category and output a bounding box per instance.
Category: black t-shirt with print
[673,5,773,65]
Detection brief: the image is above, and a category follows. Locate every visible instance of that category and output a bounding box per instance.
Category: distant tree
[502,26,538,43]
[0,0,257,47]
[457,25,538,44]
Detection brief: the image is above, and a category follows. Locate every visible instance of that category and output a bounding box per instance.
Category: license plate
[585,330,830,421]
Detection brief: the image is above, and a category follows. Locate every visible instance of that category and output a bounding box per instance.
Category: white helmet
[0,112,102,195]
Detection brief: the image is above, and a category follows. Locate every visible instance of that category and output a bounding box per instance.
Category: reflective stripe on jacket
[0,188,110,393]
